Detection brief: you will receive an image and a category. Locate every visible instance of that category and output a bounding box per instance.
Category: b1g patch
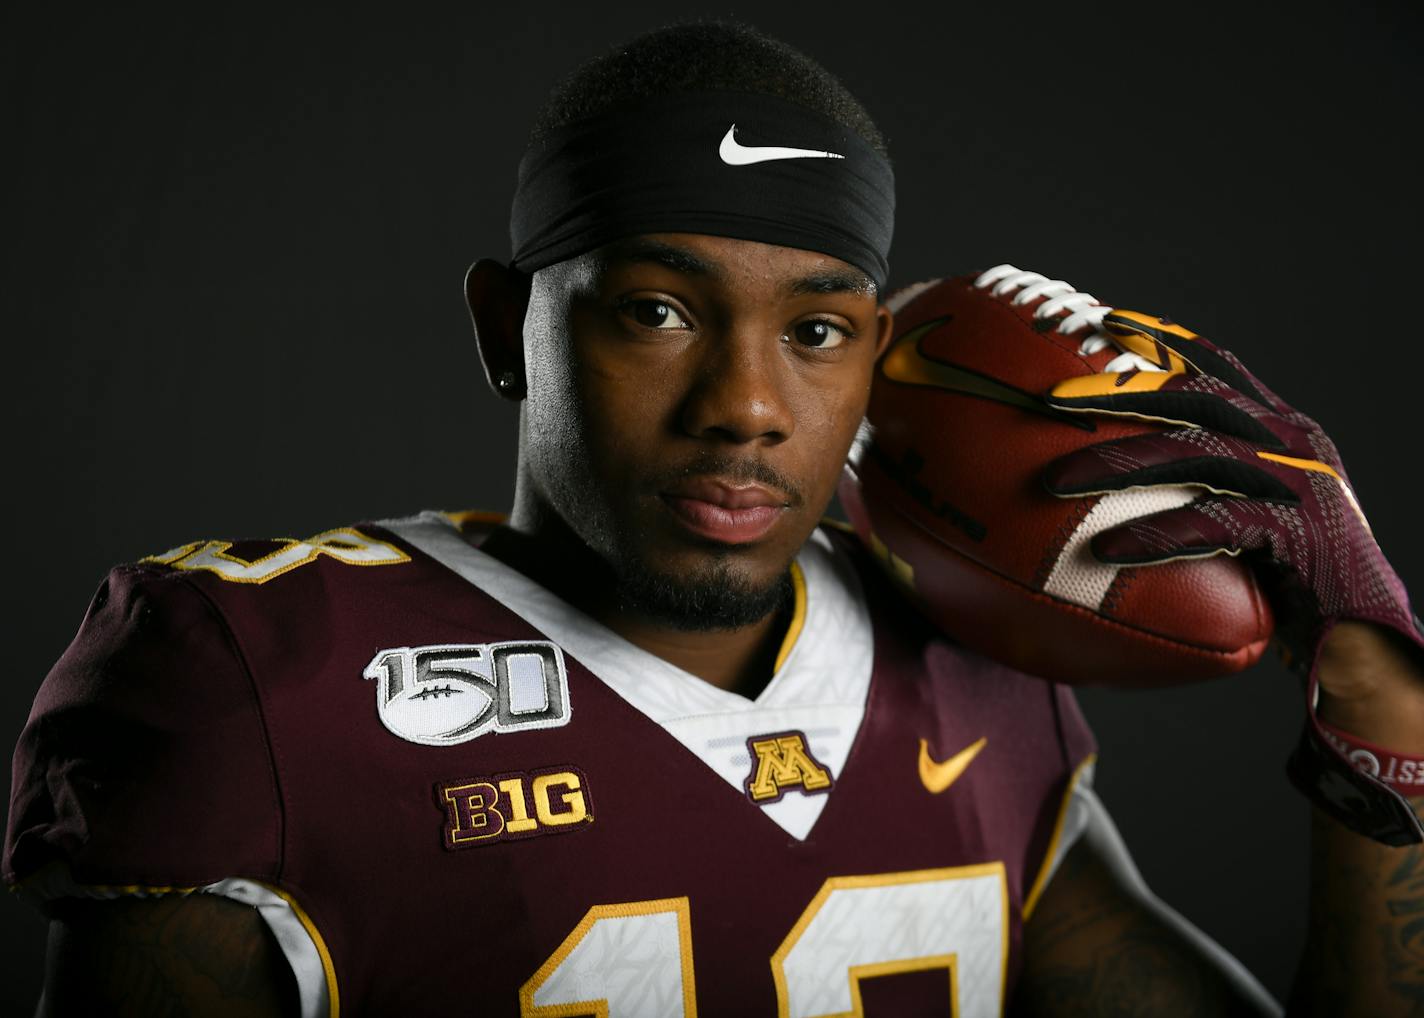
[437,766,593,849]
[363,642,570,746]
[744,730,834,804]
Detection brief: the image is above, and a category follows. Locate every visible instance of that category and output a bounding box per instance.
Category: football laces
[973,264,1165,375]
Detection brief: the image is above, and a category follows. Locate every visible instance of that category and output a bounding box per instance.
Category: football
[364,644,497,746]
[838,265,1274,687]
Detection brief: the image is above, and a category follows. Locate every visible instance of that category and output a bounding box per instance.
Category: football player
[7,19,1422,1018]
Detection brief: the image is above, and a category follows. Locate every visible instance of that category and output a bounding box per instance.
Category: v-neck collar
[380,511,875,841]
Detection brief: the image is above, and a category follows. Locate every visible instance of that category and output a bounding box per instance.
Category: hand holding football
[839,266,1273,687]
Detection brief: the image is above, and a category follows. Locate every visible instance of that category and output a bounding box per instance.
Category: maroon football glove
[1041,309,1424,845]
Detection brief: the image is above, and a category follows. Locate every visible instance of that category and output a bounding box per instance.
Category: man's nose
[677,327,795,445]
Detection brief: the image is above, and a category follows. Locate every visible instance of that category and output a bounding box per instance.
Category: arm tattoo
[1383,841,1424,1011]
[1023,928,1226,1018]
[1292,795,1424,1015]
[1016,843,1274,1018]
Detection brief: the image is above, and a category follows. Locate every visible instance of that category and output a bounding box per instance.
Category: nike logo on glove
[918,736,987,794]
[718,125,845,165]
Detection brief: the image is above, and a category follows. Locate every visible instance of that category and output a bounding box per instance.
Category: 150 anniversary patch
[363,642,571,746]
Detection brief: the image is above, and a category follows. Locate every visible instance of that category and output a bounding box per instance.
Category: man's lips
[663,478,784,509]
[659,478,788,544]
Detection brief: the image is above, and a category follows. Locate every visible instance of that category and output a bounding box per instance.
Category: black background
[3,2,1420,1011]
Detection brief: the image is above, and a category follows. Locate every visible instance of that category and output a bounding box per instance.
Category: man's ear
[464,259,531,401]
[873,304,895,361]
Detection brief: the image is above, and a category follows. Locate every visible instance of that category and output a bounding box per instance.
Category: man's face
[518,232,893,629]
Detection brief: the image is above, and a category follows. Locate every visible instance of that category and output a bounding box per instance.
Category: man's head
[467,21,894,631]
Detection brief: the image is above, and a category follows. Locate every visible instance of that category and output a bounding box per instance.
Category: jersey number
[144,528,408,584]
[519,863,1007,1018]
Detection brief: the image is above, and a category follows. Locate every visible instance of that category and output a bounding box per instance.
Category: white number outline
[522,864,1009,1018]
[520,897,697,1018]
[771,862,1009,1018]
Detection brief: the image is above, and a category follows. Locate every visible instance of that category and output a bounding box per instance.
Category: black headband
[509,91,895,289]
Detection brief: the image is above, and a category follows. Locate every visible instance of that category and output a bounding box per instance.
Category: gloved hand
[1040,308,1424,845]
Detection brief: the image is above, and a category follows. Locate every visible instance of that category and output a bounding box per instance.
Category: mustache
[652,454,806,509]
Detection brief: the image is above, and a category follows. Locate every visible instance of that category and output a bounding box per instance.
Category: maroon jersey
[6,511,1096,1017]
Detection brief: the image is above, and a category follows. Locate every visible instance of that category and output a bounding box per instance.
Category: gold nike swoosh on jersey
[881,318,1087,425]
[918,736,988,794]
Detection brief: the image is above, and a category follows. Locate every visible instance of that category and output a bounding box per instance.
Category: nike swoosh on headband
[718,125,845,166]
[881,318,1095,428]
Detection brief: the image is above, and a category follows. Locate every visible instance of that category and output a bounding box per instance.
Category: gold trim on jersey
[445,508,510,531]
[868,531,915,589]
[1022,753,1098,921]
[773,561,808,675]
[260,880,340,1018]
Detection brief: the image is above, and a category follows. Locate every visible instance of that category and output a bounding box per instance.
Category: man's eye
[788,319,851,349]
[621,299,690,330]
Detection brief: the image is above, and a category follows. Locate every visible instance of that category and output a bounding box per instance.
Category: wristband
[1316,720,1424,791]
[1286,669,1424,846]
